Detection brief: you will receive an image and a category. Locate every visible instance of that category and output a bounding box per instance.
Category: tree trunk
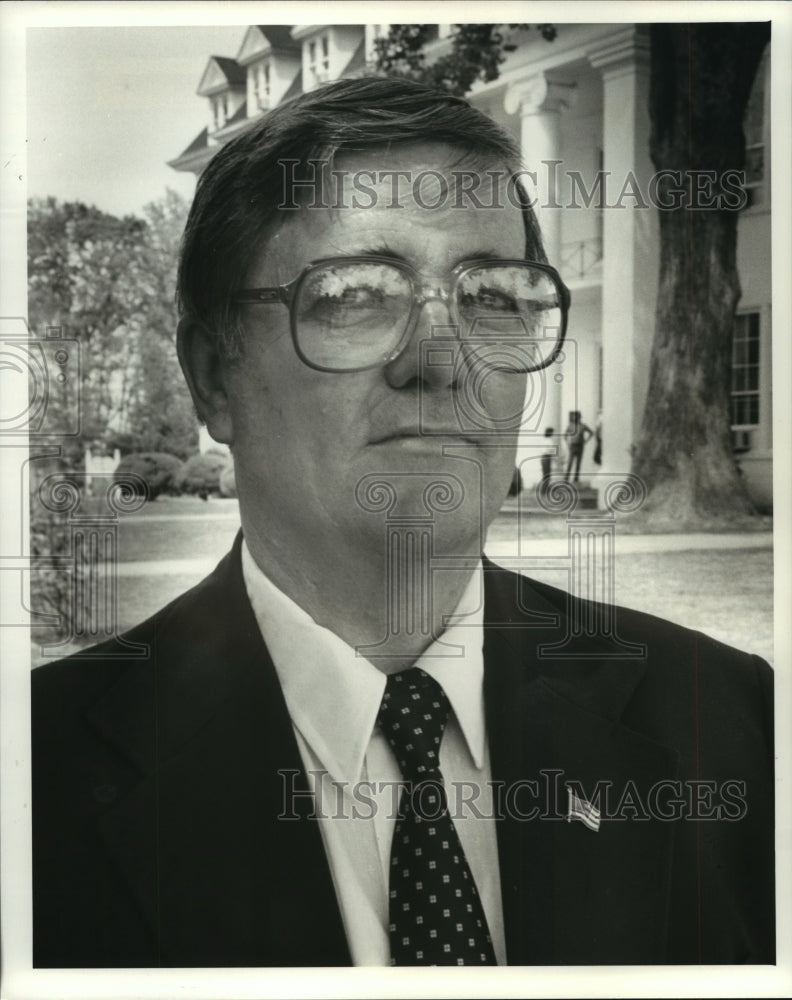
[633,23,770,523]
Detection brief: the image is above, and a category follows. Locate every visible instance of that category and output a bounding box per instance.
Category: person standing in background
[541,426,555,481]
[593,410,603,466]
[564,410,593,483]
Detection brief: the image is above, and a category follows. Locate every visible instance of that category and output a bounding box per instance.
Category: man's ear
[176,316,235,446]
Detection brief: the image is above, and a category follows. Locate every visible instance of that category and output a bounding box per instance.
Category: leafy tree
[123,190,198,459]
[374,24,555,97]
[114,452,184,500]
[375,22,770,522]
[29,493,76,646]
[28,199,150,645]
[28,198,149,450]
[27,190,197,460]
[27,190,196,644]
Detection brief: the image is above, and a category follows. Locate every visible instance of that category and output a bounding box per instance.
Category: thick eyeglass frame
[232,255,571,374]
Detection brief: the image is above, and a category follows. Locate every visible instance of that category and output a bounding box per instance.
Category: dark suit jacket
[32,535,775,967]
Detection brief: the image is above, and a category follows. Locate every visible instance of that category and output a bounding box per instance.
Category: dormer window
[262,63,270,103]
[211,94,229,130]
[252,60,271,111]
[309,32,330,82]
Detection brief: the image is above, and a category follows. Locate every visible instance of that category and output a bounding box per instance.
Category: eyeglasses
[233,256,570,373]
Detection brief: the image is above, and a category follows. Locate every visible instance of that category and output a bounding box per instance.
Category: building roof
[167,127,212,172]
[224,101,248,127]
[197,55,246,96]
[237,25,301,64]
[212,56,246,86]
[280,69,304,103]
[290,25,322,42]
[341,36,367,77]
[259,25,300,51]
[177,126,208,158]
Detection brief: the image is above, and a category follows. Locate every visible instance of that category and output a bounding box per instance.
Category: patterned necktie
[377,668,496,966]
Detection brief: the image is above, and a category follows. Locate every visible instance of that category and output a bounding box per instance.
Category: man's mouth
[372,425,478,444]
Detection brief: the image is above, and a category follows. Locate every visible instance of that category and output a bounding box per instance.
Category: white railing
[559,237,603,280]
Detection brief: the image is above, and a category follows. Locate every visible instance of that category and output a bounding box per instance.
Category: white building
[169,23,772,510]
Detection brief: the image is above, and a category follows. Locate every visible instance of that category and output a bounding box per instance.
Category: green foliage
[122,190,198,460]
[28,198,149,444]
[373,24,433,77]
[28,455,105,649]
[177,453,230,497]
[27,190,196,460]
[114,452,184,500]
[123,323,199,459]
[373,24,555,96]
[29,464,74,645]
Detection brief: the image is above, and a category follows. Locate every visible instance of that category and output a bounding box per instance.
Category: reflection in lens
[458,265,563,369]
[297,262,411,369]
[293,260,565,372]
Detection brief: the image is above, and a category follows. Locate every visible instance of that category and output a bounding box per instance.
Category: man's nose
[383,295,457,390]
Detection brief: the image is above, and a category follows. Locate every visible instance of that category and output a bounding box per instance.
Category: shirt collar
[413,569,486,771]
[241,542,486,784]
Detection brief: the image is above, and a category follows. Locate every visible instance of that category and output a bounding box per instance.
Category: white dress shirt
[241,542,506,966]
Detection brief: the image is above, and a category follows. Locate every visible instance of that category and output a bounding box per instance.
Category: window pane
[730,311,761,431]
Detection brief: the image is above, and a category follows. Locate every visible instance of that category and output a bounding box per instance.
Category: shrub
[114,452,183,500]
[218,462,237,498]
[104,431,137,457]
[177,452,229,498]
[30,476,74,647]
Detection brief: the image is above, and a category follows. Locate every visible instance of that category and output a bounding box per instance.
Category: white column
[588,27,658,483]
[504,74,575,267]
[505,75,574,481]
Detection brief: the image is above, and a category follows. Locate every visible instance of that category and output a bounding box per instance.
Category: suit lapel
[84,544,678,967]
[483,561,678,964]
[87,536,351,967]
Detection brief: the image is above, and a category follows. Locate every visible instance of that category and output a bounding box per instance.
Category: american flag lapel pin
[566,786,601,832]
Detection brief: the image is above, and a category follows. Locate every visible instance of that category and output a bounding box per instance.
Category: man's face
[223,143,529,566]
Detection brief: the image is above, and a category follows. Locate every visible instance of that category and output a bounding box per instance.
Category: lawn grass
[116,508,240,563]
[508,547,774,665]
[36,499,775,666]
